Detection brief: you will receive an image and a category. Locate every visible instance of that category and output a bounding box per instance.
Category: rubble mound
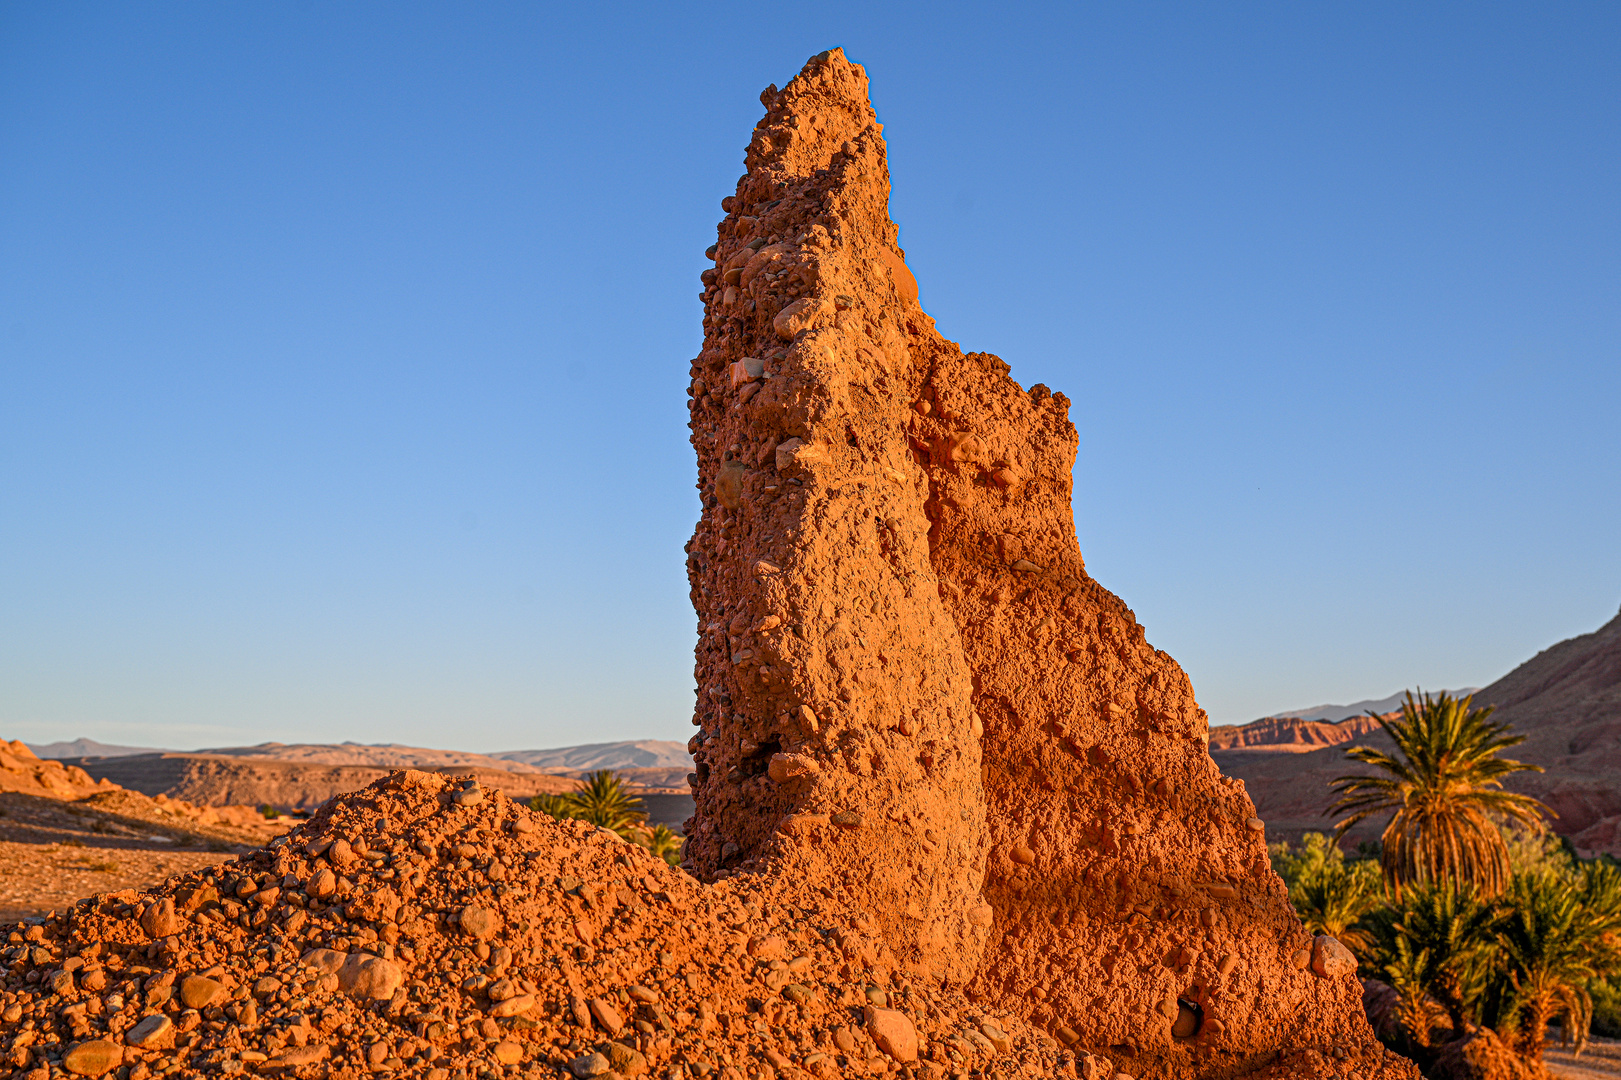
[0,50,1419,1080]
[1,772,1070,1080]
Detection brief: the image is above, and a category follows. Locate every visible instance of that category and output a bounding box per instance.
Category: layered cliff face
[686,49,1417,1079]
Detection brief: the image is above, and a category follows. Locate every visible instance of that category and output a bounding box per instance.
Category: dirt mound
[0,49,1417,1080]
[0,771,1076,1080]
[681,48,1412,1079]
[66,755,578,815]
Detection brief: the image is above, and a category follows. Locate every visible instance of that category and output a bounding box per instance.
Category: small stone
[458,904,500,940]
[1245,817,1265,833]
[602,1042,647,1078]
[179,975,225,1010]
[729,356,766,388]
[1010,844,1036,866]
[489,994,536,1018]
[253,977,283,998]
[571,1052,610,1078]
[1216,953,1237,976]
[301,947,347,974]
[589,996,625,1034]
[454,784,485,807]
[267,1045,329,1069]
[1291,948,1312,971]
[492,1042,524,1066]
[979,1023,1010,1053]
[326,839,357,869]
[62,1040,121,1076]
[303,866,335,899]
[773,297,831,340]
[1311,935,1357,979]
[125,1014,174,1050]
[779,813,828,836]
[1009,559,1042,573]
[747,935,788,961]
[139,898,179,939]
[831,810,862,829]
[864,987,888,1007]
[337,953,404,1001]
[767,753,818,791]
[1054,1026,1079,1046]
[863,1006,917,1063]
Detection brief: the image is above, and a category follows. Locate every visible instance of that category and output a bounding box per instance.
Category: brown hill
[189,743,544,773]
[62,753,578,815]
[1213,604,1621,856]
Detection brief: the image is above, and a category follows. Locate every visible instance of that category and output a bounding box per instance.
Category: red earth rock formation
[684,49,1416,1079]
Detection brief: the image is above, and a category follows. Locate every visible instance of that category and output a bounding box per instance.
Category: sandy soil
[0,788,294,922]
[1549,1035,1621,1078]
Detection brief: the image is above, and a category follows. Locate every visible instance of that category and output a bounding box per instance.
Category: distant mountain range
[1265,688,1479,725]
[34,737,691,773]
[498,740,690,770]
[28,737,161,760]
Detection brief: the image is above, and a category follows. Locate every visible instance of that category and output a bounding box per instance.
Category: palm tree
[1274,833,1382,955]
[641,824,683,866]
[529,793,575,820]
[561,769,647,838]
[1366,883,1499,1035]
[1329,690,1548,898]
[1293,863,1382,957]
[1496,866,1621,1060]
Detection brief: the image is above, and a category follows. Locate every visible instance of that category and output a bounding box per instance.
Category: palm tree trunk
[1522,999,1551,1061]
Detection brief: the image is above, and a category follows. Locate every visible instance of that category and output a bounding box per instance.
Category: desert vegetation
[1273,690,1621,1070]
[529,768,682,865]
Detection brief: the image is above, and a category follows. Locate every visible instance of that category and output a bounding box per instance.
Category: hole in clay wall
[1172,994,1203,1040]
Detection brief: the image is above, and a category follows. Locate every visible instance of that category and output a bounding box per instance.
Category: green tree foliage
[1494,864,1621,1059]
[1281,690,1621,1067]
[1329,690,1548,899]
[1364,883,1499,1034]
[1270,834,1382,955]
[642,824,684,867]
[529,770,684,866]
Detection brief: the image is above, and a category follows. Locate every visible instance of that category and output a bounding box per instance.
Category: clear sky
[3,3,1618,752]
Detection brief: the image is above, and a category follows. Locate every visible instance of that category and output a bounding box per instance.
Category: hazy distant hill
[1268,688,1479,724]
[194,741,544,773]
[31,737,168,760]
[498,740,690,771]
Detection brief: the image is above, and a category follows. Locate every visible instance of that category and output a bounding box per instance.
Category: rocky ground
[0,740,298,924]
[0,771,1094,1080]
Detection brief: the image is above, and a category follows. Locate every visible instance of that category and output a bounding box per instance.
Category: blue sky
[2,3,1617,751]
